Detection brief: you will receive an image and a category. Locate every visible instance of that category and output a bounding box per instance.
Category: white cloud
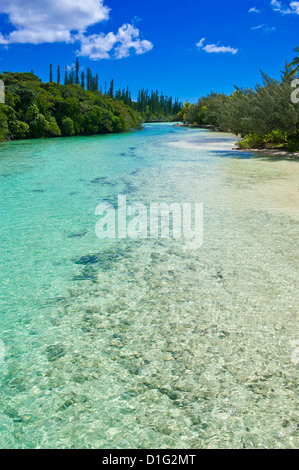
[249,7,261,13]
[0,0,153,60]
[251,24,276,32]
[77,24,153,60]
[270,0,299,14]
[196,38,238,55]
[0,0,110,44]
[251,24,264,30]
[196,38,206,49]
[271,0,282,8]
[290,1,299,13]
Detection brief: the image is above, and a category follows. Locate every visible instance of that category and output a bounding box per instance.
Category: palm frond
[287,47,299,77]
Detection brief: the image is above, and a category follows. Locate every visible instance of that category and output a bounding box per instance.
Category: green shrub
[45,117,61,137]
[61,117,75,136]
[0,105,8,140]
[29,113,47,138]
[237,134,265,149]
[264,130,288,144]
[12,120,29,139]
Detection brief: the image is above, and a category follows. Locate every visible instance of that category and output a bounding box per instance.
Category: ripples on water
[0,124,298,448]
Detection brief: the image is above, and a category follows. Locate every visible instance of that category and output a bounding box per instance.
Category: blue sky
[0,0,298,102]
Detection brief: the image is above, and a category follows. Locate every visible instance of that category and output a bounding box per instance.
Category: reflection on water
[0,124,298,448]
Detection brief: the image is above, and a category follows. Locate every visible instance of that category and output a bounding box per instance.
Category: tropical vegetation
[0,60,182,142]
[178,48,299,152]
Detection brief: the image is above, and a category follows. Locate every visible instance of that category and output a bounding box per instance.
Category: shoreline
[235,145,299,159]
[173,123,224,132]
[145,120,173,123]
[174,123,299,158]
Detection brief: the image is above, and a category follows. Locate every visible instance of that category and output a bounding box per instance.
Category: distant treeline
[0,67,182,141]
[178,49,299,152]
[49,59,182,121]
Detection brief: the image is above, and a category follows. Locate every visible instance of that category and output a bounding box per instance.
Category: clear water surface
[0,123,298,448]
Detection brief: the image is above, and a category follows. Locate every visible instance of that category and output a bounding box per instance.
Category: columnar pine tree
[49,64,53,83]
[86,68,92,90]
[75,57,80,85]
[69,67,75,85]
[109,79,114,98]
[57,66,61,84]
[81,71,85,89]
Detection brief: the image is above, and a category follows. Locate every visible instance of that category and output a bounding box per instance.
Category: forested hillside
[0,72,144,141]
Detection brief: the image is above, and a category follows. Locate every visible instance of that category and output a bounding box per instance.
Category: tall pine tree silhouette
[81,71,85,89]
[75,58,80,85]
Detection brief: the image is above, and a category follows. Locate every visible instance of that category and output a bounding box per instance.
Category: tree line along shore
[1,47,299,150]
[178,47,299,153]
[0,64,182,142]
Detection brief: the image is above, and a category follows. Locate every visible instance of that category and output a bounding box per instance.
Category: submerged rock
[124,182,137,193]
[68,230,88,239]
[72,248,131,270]
[102,196,116,205]
[73,254,100,265]
[90,177,114,186]
[60,394,88,410]
[130,169,140,176]
[46,296,68,305]
[5,408,25,423]
[73,266,97,282]
[45,344,65,362]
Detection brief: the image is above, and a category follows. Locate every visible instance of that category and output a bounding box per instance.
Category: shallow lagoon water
[0,123,298,448]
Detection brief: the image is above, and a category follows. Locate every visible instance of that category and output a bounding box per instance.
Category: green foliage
[263,130,288,145]
[118,88,182,121]
[0,105,9,141]
[177,101,193,123]
[0,72,143,141]
[61,117,75,136]
[0,104,29,140]
[179,64,299,152]
[288,45,299,78]
[237,134,265,149]
[83,106,104,135]
[45,117,61,137]
[29,113,47,138]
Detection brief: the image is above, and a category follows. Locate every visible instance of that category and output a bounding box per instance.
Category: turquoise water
[0,123,298,448]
